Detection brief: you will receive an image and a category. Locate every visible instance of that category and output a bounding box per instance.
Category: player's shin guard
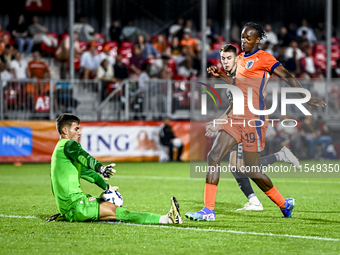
[204,183,217,210]
[264,186,286,208]
[115,207,161,224]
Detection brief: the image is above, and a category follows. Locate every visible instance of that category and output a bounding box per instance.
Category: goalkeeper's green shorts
[63,194,100,222]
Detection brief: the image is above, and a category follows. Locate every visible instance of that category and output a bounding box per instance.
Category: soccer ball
[159,149,170,162]
[100,189,123,207]
[172,138,182,148]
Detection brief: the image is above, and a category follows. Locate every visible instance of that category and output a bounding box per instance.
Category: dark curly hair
[243,22,267,40]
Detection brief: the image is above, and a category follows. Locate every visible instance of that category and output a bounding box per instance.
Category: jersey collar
[244,48,260,57]
[227,67,237,78]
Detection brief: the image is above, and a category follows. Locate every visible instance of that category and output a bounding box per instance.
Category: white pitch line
[105,222,340,242]
[114,175,340,184]
[1,214,339,242]
[0,214,39,219]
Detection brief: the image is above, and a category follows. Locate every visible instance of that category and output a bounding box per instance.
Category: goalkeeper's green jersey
[51,139,106,215]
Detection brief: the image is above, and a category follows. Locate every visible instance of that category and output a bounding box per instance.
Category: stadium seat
[60,33,69,41]
[212,42,223,51]
[173,80,190,92]
[92,41,104,52]
[313,44,327,71]
[120,41,134,59]
[94,33,105,41]
[120,48,132,58]
[3,82,24,107]
[173,73,188,81]
[187,89,201,107]
[103,41,119,58]
[166,58,176,76]
[172,91,190,107]
[313,43,340,70]
[331,44,340,67]
[67,56,81,70]
[78,41,88,52]
[314,44,326,52]
[106,82,123,96]
[121,41,134,50]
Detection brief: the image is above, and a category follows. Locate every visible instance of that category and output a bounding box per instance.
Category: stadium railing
[96,78,174,121]
[1,78,339,122]
[0,79,102,121]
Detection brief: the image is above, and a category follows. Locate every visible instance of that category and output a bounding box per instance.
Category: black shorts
[230,143,243,159]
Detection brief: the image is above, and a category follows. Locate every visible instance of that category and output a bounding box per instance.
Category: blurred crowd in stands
[264,115,336,160]
[1,14,340,159]
[1,15,340,102]
[1,15,340,83]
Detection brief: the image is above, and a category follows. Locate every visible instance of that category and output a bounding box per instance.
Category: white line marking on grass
[0,214,39,219]
[115,175,340,184]
[105,222,340,242]
[1,214,338,242]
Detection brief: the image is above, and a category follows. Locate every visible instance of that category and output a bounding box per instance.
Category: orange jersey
[28,60,50,79]
[231,49,280,120]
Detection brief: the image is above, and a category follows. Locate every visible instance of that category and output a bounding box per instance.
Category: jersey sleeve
[80,166,107,190]
[260,52,281,73]
[64,140,102,171]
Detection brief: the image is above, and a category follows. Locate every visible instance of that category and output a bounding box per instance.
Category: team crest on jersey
[246,60,254,69]
[89,197,96,201]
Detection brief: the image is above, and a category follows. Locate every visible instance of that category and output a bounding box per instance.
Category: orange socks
[204,184,285,210]
[204,183,217,210]
[264,186,286,209]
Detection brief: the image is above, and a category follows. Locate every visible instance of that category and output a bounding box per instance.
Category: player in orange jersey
[208,44,301,211]
[186,22,325,221]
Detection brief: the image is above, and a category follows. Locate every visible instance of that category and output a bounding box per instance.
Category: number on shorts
[245,133,255,143]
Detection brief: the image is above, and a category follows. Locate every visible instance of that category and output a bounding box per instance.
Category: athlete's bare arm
[273,65,326,107]
[206,103,232,137]
[207,66,234,85]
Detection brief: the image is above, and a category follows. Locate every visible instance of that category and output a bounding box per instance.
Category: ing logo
[197,82,222,115]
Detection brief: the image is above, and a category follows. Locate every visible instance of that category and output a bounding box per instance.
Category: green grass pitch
[1,161,340,254]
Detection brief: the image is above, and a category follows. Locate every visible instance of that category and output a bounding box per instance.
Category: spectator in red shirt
[27,51,51,79]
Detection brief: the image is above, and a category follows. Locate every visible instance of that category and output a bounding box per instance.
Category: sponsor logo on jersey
[246,60,254,69]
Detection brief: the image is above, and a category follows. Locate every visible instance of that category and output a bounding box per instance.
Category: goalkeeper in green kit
[48,113,183,224]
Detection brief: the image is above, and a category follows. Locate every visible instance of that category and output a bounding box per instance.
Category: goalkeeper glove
[97,163,116,180]
[106,184,119,191]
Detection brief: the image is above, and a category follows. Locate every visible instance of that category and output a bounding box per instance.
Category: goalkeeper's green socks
[116,207,166,224]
